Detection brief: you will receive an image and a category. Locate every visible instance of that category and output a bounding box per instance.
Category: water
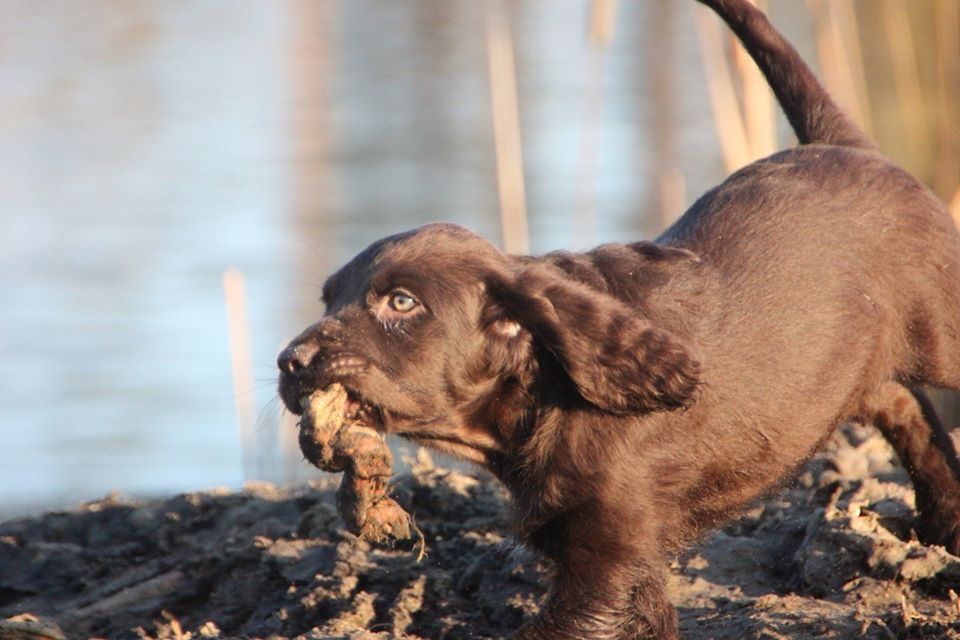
[0,0,829,516]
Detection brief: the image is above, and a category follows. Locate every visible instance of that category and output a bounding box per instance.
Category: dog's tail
[696,0,872,149]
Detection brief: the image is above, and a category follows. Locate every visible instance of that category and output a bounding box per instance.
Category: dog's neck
[497,397,662,555]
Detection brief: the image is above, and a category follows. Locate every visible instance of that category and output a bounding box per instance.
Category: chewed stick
[298,384,422,553]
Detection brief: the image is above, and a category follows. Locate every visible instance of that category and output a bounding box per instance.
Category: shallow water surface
[0,1,841,515]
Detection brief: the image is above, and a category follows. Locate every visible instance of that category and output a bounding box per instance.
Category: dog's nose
[277,341,320,374]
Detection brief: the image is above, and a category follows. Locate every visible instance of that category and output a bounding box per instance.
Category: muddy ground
[2,425,960,640]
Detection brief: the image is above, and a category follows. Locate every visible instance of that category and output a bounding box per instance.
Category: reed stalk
[223,267,258,481]
[646,0,685,228]
[934,0,960,197]
[880,0,931,173]
[732,0,776,159]
[487,2,529,255]
[693,4,751,173]
[589,0,618,46]
[283,0,336,482]
[575,0,618,247]
[805,0,871,135]
[828,0,872,135]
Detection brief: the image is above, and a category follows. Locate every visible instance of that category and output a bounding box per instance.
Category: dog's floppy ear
[486,265,701,414]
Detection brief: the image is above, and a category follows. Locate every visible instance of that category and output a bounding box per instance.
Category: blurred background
[1,0,957,518]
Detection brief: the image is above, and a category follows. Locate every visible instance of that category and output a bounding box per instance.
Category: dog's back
[651,0,960,561]
[669,1,960,396]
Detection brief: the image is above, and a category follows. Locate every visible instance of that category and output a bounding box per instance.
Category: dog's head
[278,223,700,465]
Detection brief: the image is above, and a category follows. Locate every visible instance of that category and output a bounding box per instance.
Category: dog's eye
[388,291,418,313]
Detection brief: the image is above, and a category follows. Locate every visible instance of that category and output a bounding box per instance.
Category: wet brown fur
[278,1,960,637]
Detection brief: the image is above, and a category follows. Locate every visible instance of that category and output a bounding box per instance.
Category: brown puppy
[278,1,960,637]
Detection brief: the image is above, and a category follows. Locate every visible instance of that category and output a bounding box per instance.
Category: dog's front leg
[514,546,677,640]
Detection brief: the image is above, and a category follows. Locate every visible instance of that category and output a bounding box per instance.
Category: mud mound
[3,431,960,639]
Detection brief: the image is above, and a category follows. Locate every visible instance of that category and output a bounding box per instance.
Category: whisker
[253,396,284,436]
[233,382,278,400]
[251,363,283,371]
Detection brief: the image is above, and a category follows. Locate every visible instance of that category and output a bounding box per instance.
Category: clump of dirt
[3,428,960,639]
[298,384,415,546]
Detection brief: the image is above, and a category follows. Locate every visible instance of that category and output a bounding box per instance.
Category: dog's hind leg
[858,382,960,555]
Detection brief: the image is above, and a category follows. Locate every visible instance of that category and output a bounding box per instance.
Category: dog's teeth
[345,398,361,419]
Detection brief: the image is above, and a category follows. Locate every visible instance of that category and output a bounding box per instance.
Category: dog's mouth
[278,351,434,434]
[292,382,402,434]
[288,374,496,467]
[340,388,383,427]
[278,348,372,416]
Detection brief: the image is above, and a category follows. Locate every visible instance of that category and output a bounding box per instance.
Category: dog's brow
[370,267,426,295]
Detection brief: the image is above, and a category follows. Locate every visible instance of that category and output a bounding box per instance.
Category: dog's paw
[918,496,960,557]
